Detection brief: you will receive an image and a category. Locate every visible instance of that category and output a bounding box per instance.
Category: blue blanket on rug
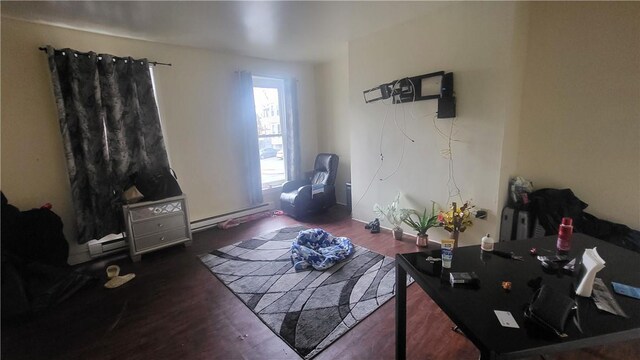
[291,229,354,271]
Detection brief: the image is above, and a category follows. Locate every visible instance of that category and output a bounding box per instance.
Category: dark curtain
[284,78,301,180]
[46,46,170,244]
[236,71,263,205]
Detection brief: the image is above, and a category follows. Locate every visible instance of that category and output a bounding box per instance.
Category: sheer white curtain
[284,78,301,180]
[236,71,263,205]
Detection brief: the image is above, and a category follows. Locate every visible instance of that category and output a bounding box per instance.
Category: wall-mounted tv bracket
[363,71,456,118]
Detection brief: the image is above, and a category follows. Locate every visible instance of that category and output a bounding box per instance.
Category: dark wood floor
[2,206,638,360]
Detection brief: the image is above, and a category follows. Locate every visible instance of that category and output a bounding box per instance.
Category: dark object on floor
[528,188,640,253]
[370,219,380,233]
[1,192,96,321]
[280,153,338,219]
[364,218,378,229]
[365,218,380,233]
[2,253,96,320]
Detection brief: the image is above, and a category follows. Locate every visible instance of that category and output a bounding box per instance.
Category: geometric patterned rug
[198,225,413,359]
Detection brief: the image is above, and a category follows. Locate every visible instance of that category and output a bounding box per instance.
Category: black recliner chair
[280,153,339,219]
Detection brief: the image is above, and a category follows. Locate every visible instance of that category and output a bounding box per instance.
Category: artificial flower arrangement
[374,193,410,239]
[438,201,474,234]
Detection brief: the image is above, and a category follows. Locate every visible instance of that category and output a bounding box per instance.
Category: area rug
[198,225,413,359]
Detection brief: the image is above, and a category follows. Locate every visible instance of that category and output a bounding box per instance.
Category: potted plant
[403,201,440,247]
[374,194,409,240]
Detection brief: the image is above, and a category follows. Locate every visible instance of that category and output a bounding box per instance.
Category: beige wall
[314,51,351,205]
[496,3,530,217]
[343,1,640,245]
[1,18,318,262]
[348,2,528,245]
[517,2,640,229]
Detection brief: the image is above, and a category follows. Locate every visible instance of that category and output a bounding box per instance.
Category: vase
[416,234,429,247]
[449,230,460,248]
[392,227,403,240]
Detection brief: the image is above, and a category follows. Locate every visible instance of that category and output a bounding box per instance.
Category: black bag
[524,284,576,337]
[134,167,183,201]
[1,192,69,267]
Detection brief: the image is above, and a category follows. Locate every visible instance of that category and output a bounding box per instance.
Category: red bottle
[556,217,573,253]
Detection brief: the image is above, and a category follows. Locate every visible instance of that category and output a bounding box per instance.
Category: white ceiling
[1,1,446,63]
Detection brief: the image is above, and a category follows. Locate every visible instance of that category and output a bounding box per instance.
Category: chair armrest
[296,185,312,199]
[282,179,310,193]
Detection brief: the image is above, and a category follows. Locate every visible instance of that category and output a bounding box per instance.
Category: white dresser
[123,194,192,262]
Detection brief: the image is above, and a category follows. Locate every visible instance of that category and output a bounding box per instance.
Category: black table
[395,234,640,359]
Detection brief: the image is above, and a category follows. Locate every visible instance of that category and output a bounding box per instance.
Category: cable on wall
[356,75,464,212]
[378,78,417,181]
[379,100,409,181]
[392,78,416,144]
[432,112,464,206]
[356,76,449,207]
[352,103,390,210]
[354,77,419,208]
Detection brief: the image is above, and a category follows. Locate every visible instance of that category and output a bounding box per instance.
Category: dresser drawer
[132,213,185,237]
[129,200,183,221]
[133,227,189,253]
[124,195,192,262]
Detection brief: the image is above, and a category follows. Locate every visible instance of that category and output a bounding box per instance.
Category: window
[253,76,287,190]
[148,66,171,163]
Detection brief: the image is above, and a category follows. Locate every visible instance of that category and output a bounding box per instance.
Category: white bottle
[481,233,494,252]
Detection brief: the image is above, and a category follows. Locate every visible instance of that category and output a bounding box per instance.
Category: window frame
[252,75,288,190]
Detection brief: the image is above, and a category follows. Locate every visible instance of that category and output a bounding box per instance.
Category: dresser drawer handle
[159,236,165,241]
[158,223,164,228]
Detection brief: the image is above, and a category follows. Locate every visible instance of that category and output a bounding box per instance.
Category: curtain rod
[38,47,172,67]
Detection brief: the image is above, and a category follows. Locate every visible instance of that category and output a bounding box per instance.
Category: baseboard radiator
[190,202,272,233]
[87,233,128,258]
[77,203,272,262]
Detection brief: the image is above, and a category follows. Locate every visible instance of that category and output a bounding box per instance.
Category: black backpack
[133,167,183,201]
